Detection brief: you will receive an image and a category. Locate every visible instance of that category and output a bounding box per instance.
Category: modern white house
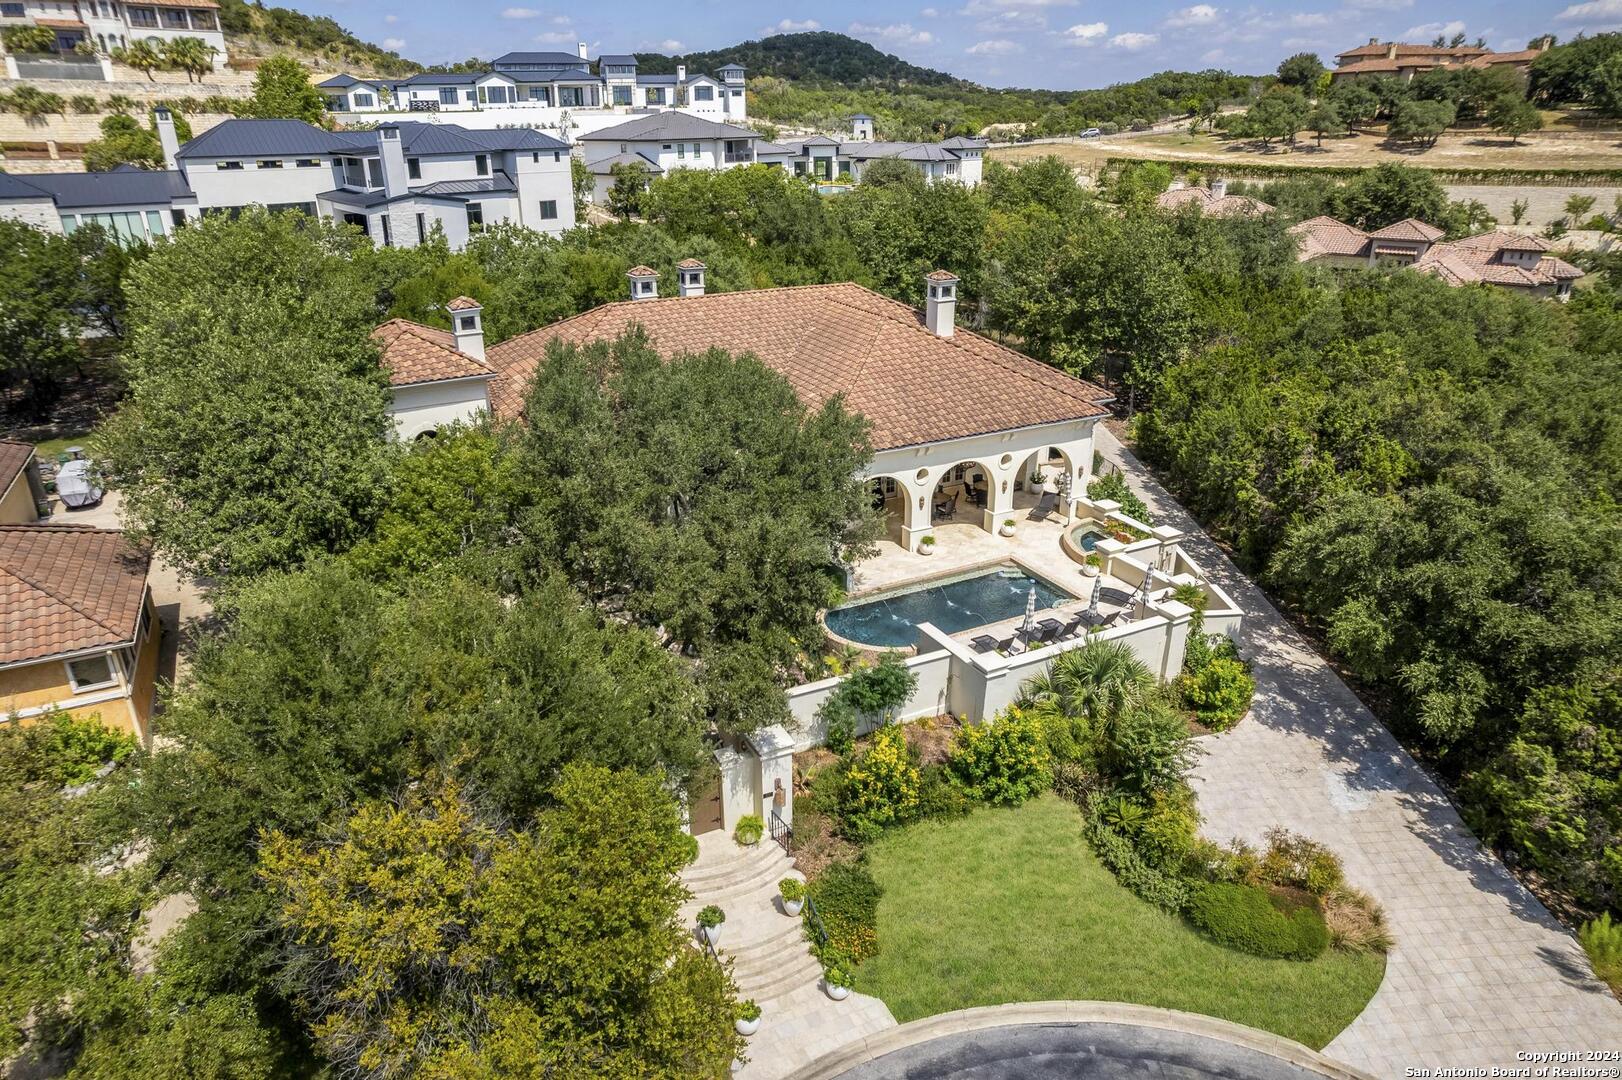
[0,113,575,247]
[766,120,988,186]
[576,112,766,201]
[320,44,749,139]
[0,0,227,80]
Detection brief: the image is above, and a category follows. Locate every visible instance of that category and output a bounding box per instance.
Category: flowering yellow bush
[949,707,1053,805]
[837,724,920,842]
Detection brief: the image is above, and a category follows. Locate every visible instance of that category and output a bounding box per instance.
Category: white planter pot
[1000,524,1016,537]
[919,544,935,556]
[702,924,723,947]
[783,898,804,917]
[730,1055,746,1074]
[1081,564,1101,578]
[735,1015,761,1036]
[825,980,850,1001]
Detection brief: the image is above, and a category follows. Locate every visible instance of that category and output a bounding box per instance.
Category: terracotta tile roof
[1289,216,1370,259]
[1337,42,1487,60]
[483,283,1113,451]
[677,258,706,269]
[1155,186,1273,218]
[371,319,495,387]
[1,525,149,667]
[155,0,220,8]
[35,18,87,28]
[1413,235,1584,289]
[925,269,959,281]
[1449,229,1550,253]
[1469,49,1543,66]
[627,265,658,276]
[446,296,482,311]
[1369,218,1444,242]
[0,440,34,493]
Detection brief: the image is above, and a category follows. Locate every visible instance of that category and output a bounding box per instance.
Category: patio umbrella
[1088,575,1101,619]
[1010,585,1037,654]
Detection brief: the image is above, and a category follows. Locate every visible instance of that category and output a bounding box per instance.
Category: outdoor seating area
[963,579,1136,655]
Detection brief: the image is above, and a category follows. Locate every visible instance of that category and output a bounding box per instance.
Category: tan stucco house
[1,524,161,745]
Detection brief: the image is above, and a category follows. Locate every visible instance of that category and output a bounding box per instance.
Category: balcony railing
[723,151,753,164]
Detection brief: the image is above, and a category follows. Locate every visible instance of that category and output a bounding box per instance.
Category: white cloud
[961,0,1075,12]
[921,6,940,14]
[550,14,570,23]
[1287,11,1330,27]
[657,39,684,51]
[1401,18,1464,39]
[502,7,539,17]
[1200,47,1228,62]
[383,37,406,49]
[1110,31,1158,49]
[1061,20,1108,44]
[977,9,1047,30]
[533,31,575,43]
[1165,4,1218,27]
[848,21,935,44]
[966,38,1019,53]
[1557,0,1622,23]
[762,18,820,32]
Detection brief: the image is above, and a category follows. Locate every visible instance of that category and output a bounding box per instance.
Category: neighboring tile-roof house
[1289,215,1584,295]
[0,441,34,493]
[578,113,761,143]
[1290,215,1375,259]
[1413,243,1583,290]
[1155,184,1273,218]
[482,283,1112,450]
[1,525,150,667]
[1331,39,1548,78]
[1368,218,1444,242]
[371,319,497,387]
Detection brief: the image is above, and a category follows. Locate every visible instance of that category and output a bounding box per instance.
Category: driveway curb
[781,1000,1378,1080]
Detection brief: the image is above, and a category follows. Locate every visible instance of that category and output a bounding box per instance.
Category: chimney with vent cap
[447,297,485,360]
[627,265,659,301]
[577,41,588,59]
[923,270,958,338]
[154,106,180,171]
[677,259,705,297]
[1209,177,1226,199]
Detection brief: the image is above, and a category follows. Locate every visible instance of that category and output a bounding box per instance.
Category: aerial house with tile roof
[372,297,497,440]
[374,263,1114,552]
[1,524,161,744]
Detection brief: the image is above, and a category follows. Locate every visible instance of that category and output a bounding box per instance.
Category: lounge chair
[969,634,999,654]
[1027,491,1056,521]
[932,494,958,521]
[1056,614,1087,639]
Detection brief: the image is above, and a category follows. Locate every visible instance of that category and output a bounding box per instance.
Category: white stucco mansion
[318,44,747,140]
[0,112,574,247]
[0,0,227,80]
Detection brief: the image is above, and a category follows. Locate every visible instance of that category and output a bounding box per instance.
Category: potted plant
[823,964,853,1001]
[919,535,936,555]
[734,814,763,848]
[1082,553,1102,578]
[779,877,806,917]
[697,905,725,946]
[735,999,762,1036]
[1000,518,1016,537]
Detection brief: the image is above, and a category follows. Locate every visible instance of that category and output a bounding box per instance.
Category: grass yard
[856,794,1384,1050]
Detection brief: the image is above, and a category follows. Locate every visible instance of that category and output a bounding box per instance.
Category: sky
[309,0,1615,90]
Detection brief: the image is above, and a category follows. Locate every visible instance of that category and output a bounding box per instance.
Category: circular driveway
[832,1022,1336,1080]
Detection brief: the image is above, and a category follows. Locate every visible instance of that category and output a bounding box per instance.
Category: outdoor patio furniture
[1035,617,1062,643]
[1027,490,1056,520]
[933,494,958,521]
[1056,614,1087,639]
[969,634,999,654]
[54,459,102,509]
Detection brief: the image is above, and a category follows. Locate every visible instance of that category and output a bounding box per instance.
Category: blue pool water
[825,566,1075,649]
[1073,526,1109,552]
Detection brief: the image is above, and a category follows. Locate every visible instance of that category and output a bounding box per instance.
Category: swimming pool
[825,565,1076,649]
[1071,524,1110,552]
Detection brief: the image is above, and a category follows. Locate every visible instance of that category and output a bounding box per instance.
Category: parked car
[1079,128,1102,138]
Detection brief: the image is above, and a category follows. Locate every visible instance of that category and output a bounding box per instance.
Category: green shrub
[70,94,100,114]
[675,832,699,866]
[736,999,761,1022]
[1579,913,1622,995]
[1321,886,1394,954]
[1258,828,1345,896]
[697,905,725,929]
[949,707,1053,806]
[779,877,805,902]
[39,713,137,785]
[1051,760,1099,805]
[819,694,858,755]
[808,860,881,966]
[1086,471,1152,525]
[914,762,971,821]
[1185,882,1330,960]
[835,723,920,842]
[1082,808,1190,912]
[1181,655,1255,732]
[734,814,764,846]
[1104,702,1200,795]
[1124,786,1201,872]
[841,652,917,714]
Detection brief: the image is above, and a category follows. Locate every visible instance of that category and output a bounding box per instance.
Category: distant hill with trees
[217,0,419,77]
[635,31,960,87]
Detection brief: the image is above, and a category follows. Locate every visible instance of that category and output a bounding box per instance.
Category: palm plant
[162,36,216,83]
[112,41,164,80]
[1019,638,1156,724]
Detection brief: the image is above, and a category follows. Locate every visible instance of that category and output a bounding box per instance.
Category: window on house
[612,85,632,105]
[160,8,187,28]
[190,9,218,29]
[539,199,557,219]
[677,143,685,159]
[0,3,27,16]
[380,215,392,247]
[694,86,713,101]
[217,160,243,170]
[295,158,320,168]
[65,653,117,693]
[474,154,488,176]
[731,89,743,97]
[342,157,366,186]
[366,158,384,188]
[354,92,374,108]
[126,6,155,25]
[257,159,283,169]
[487,85,508,104]
[137,603,153,643]
[341,211,368,234]
[464,90,476,103]
[415,211,426,240]
[466,202,484,231]
[439,87,458,105]
[171,208,186,228]
[553,150,561,162]
[407,157,421,179]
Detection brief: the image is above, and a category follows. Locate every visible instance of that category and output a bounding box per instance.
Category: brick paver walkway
[1095,428,1622,1078]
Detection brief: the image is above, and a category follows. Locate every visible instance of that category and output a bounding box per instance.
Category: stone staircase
[679,831,825,1006]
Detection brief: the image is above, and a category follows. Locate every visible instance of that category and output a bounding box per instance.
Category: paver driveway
[1095,428,1622,1078]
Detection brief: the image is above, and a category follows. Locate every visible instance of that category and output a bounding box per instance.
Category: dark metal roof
[395,72,481,85]
[456,126,570,151]
[583,150,664,174]
[0,172,50,200]
[636,74,679,85]
[598,53,637,66]
[317,74,385,89]
[415,172,518,196]
[24,169,192,209]
[716,63,745,71]
[176,119,355,159]
[578,113,759,142]
[493,51,587,65]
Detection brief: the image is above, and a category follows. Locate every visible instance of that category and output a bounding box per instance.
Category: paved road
[1095,428,1622,1078]
[834,1023,1332,1080]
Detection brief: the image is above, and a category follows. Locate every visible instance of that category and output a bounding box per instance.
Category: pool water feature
[1072,524,1110,552]
[825,565,1076,649]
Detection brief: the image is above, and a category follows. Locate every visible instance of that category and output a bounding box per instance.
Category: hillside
[635,32,961,87]
[217,0,419,77]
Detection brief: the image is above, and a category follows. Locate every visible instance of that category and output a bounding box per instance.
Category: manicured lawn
[856,794,1384,1050]
[32,428,96,462]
